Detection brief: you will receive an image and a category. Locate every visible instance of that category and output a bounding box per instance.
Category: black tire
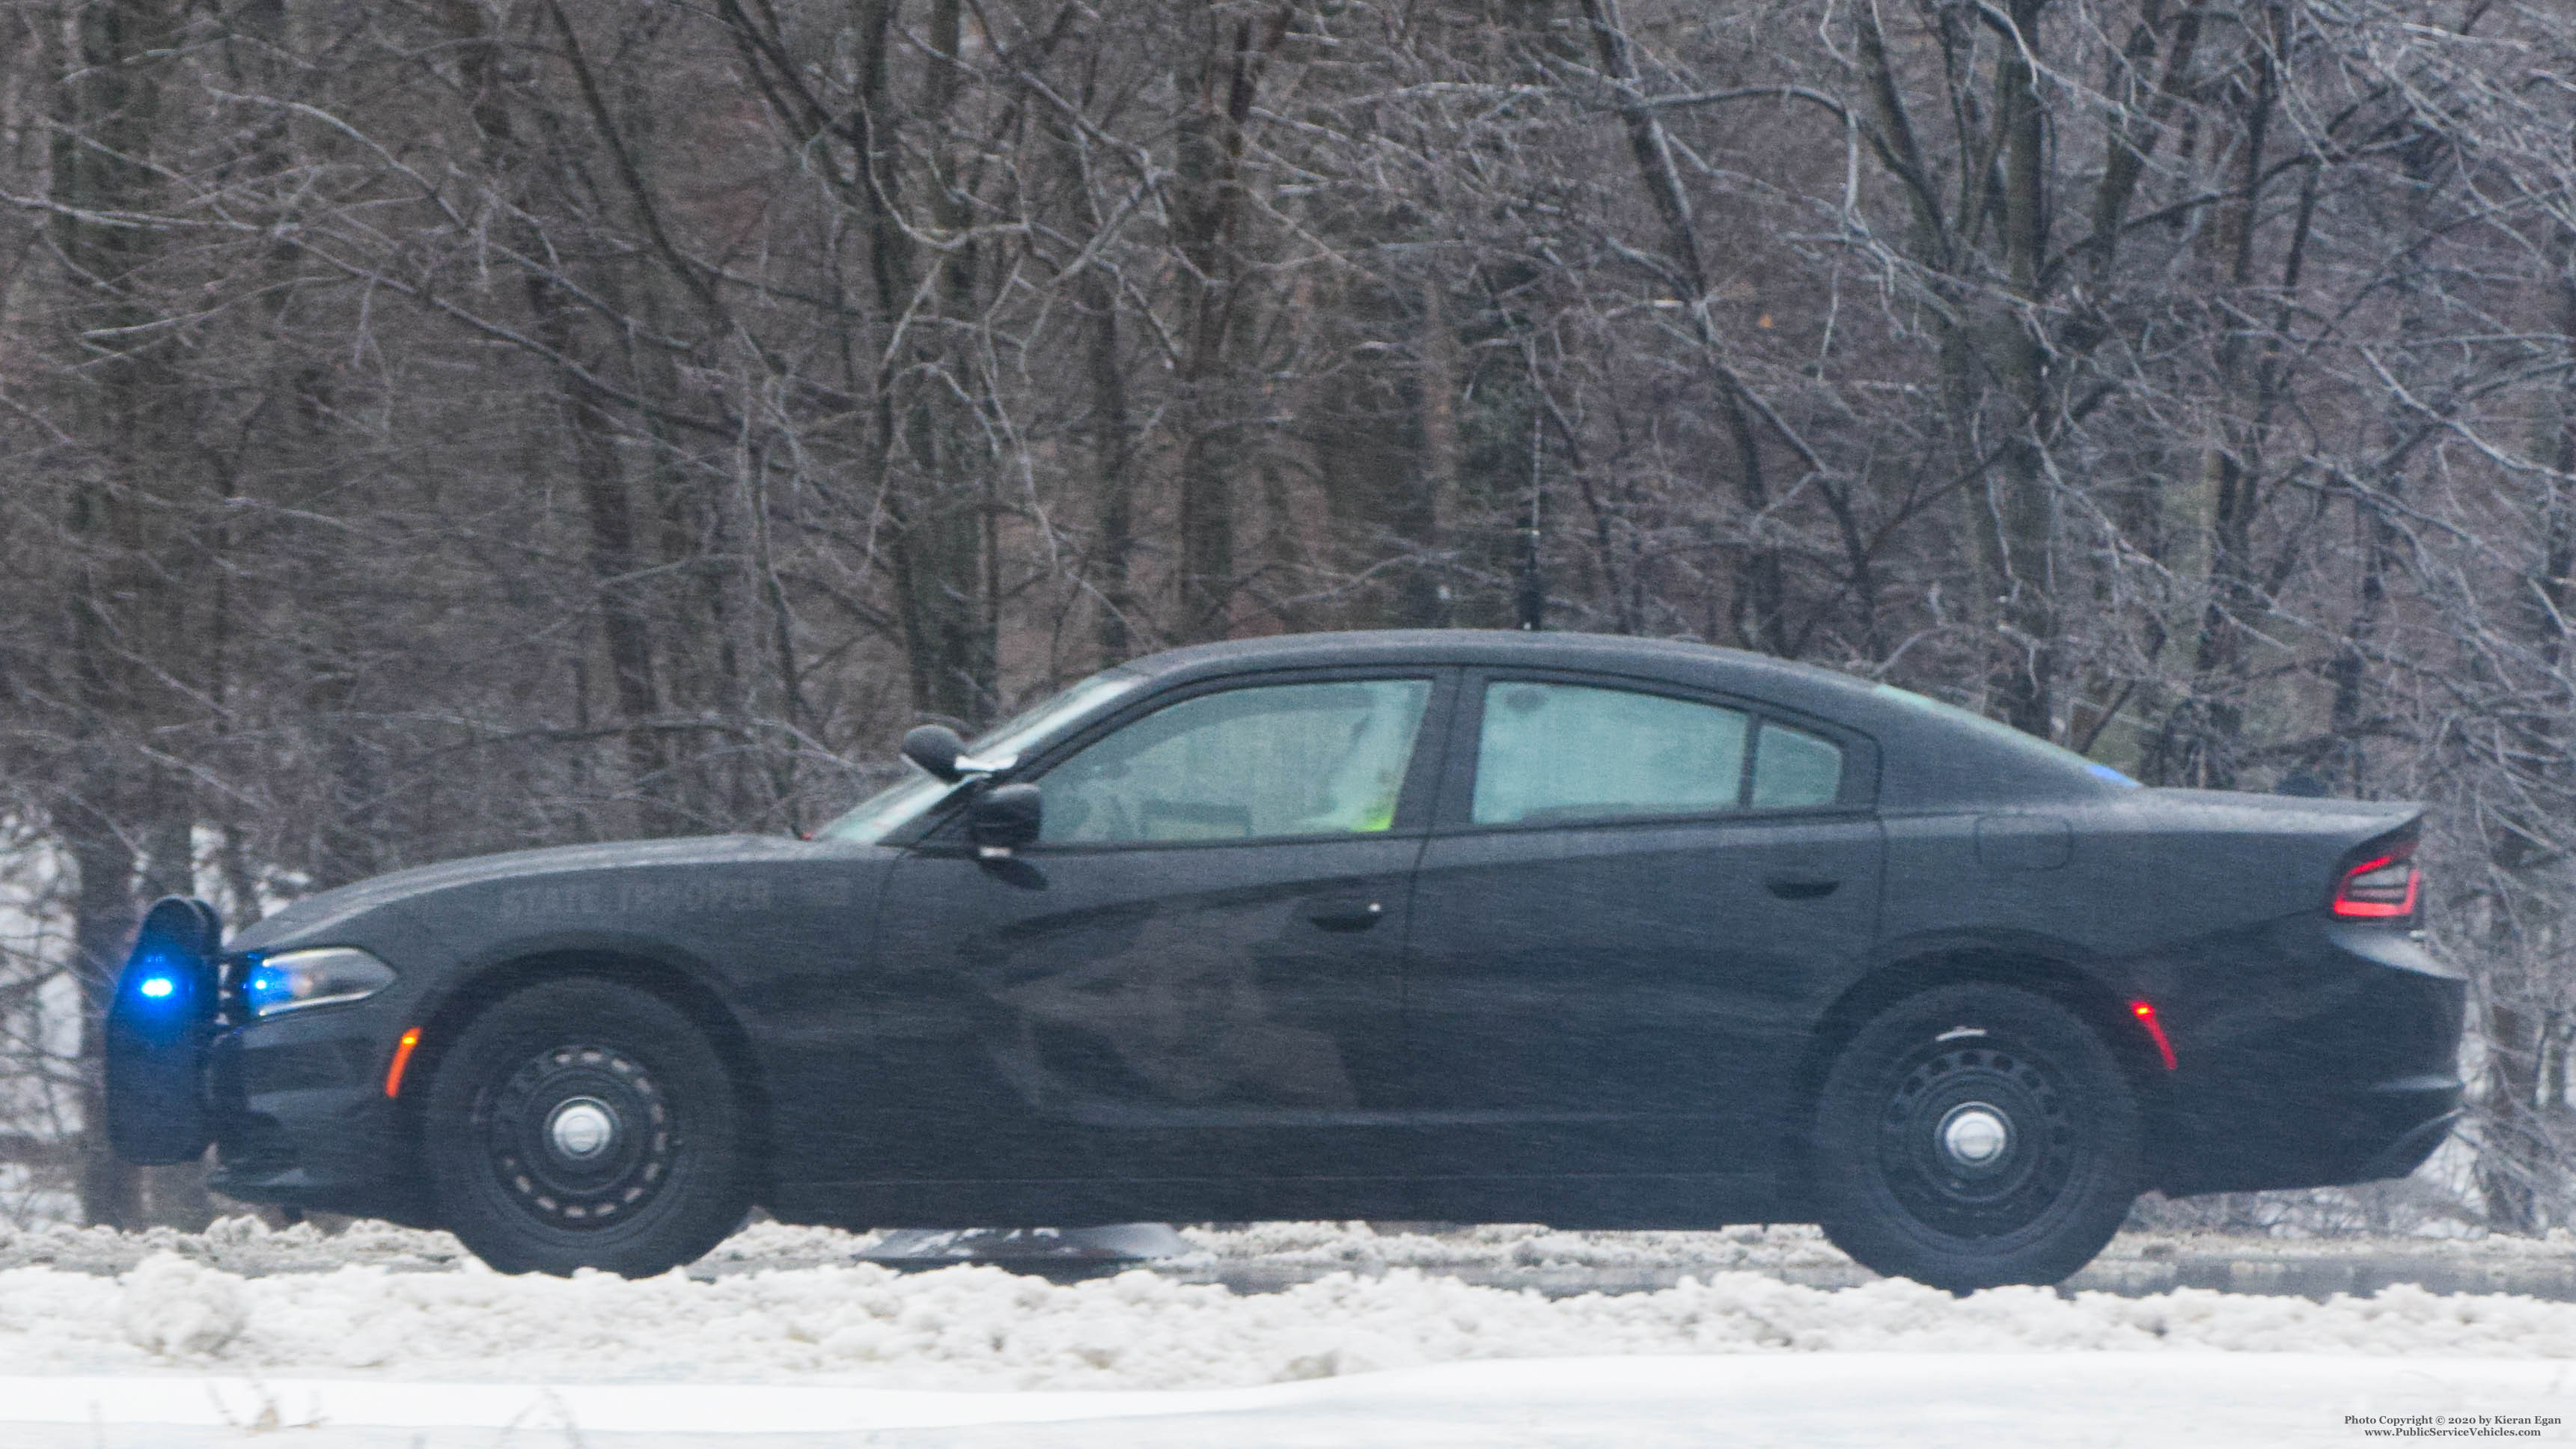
[424,977,751,1277]
[1811,983,2139,1293]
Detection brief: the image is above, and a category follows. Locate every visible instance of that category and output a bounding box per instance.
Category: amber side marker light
[2130,1000,2178,1072]
[384,1027,423,1099]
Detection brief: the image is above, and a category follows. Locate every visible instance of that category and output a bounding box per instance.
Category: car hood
[229,835,851,954]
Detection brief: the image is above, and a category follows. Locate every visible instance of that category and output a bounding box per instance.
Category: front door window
[1042,679,1432,844]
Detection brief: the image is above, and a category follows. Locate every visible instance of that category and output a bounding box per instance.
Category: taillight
[2333,838,2420,919]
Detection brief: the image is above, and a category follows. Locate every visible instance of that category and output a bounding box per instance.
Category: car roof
[1111,629,2122,808]
[1127,629,1872,695]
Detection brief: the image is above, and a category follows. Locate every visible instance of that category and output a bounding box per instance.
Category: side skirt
[769,1172,1786,1233]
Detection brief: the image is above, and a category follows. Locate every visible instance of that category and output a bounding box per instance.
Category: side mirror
[969,783,1043,857]
[903,724,966,782]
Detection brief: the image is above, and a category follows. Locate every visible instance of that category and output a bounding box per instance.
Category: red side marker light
[2130,1000,2177,1072]
[385,1027,423,1099]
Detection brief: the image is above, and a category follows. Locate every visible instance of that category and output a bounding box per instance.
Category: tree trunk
[1084,266,1139,662]
[1976,0,2058,738]
[1171,4,1289,643]
[1581,0,1783,653]
[52,0,198,1228]
[855,0,998,722]
[2474,150,2576,1233]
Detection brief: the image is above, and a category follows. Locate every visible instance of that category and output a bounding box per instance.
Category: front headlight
[242,947,396,1017]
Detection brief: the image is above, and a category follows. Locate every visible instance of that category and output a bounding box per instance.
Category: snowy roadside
[13,1213,2576,1279]
[0,1221,2571,1446]
[0,1220,2574,1391]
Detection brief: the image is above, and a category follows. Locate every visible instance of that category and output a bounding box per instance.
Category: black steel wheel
[1811,983,2139,1292]
[424,978,751,1277]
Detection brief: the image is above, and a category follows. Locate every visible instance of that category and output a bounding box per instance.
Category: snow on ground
[1188,1216,2576,1275]
[13,1213,2575,1281]
[0,1218,2574,1391]
[0,1220,2572,1445]
[1182,1218,1865,1275]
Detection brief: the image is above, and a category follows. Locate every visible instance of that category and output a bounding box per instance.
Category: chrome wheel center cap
[1938,1103,2011,1167]
[547,1098,617,1160]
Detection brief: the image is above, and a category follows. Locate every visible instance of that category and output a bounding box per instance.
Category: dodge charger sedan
[106,631,2463,1290]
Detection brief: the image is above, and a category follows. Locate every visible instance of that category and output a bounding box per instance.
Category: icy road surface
[1,1219,2572,1444]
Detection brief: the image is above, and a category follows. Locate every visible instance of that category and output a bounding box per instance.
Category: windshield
[1872,683,2140,789]
[813,671,1146,843]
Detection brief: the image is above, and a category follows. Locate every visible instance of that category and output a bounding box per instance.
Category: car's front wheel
[423,977,751,1277]
[1811,982,2139,1293]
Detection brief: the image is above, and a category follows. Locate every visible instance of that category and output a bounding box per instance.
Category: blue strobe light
[242,962,291,1015]
[137,975,176,999]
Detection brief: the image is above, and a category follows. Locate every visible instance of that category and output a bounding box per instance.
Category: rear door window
[1470,682,1749,826]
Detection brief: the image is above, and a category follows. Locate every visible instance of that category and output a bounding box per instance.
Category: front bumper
[201,1005,425,1221]
[2146,921,2466,1195]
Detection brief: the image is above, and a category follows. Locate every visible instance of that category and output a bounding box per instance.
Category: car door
[861,668,1454,1221]
[1401,669,1882,1218]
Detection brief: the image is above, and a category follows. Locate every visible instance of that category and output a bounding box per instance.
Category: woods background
[3,0,2573,1235]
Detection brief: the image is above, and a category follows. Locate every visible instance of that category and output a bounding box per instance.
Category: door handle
[1766,877,1840,900]
[1304,899,1385,932]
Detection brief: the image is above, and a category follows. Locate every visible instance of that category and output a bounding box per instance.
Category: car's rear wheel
[424,977,750,1277]
[1811,982,2139,1293]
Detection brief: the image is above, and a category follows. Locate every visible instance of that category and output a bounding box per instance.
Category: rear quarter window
[1752,722,1844,808]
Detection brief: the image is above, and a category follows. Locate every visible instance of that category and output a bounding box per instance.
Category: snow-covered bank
[12,1214,2576,1281]
[5,1221,2575,1446]
[2,1246,2575,1390]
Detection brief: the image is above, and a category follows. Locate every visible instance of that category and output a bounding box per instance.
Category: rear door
[1402,669,1881,1209]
